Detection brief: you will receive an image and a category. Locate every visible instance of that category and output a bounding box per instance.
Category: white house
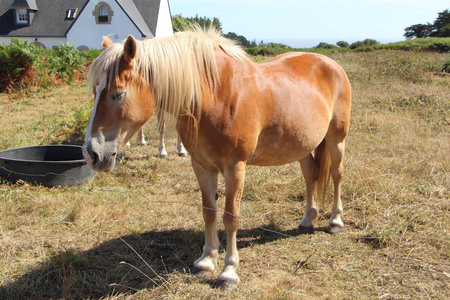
[0,0,173,50]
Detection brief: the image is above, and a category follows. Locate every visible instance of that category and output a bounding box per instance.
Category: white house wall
[67,0,143,49]
[155,0,173,38]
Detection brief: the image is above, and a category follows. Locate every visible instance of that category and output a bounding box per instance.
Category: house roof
[118,0,161,38]
[0,0,163,38]
[10,0,38,10]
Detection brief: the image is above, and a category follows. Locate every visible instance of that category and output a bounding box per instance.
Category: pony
[82,28,351,289]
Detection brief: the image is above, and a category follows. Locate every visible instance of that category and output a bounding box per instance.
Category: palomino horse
[82,28,351,289]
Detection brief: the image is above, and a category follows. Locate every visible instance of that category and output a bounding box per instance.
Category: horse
[82,28,351,290]
[126,117,188,158]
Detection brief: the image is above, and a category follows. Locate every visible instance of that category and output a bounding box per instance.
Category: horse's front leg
[191,159,219,277]
[218,161,246,290]
[125,127,146,147]
[137,127,147,145]
[157,117,168,158]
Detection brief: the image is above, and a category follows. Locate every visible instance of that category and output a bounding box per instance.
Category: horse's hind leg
[191,159,219,278]
[297,153,318,234]
[327,139,346,233]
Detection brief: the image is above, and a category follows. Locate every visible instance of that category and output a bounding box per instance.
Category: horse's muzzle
[82,143,116,172]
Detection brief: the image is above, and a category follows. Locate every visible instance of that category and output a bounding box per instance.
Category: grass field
[0,51,449,299]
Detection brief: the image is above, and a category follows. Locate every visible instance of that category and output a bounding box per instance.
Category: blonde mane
[87,27,251,125]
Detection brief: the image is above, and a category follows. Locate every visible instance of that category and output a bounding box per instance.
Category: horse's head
[83,35,155,172]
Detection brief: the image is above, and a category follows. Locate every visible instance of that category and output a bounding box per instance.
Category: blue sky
[169,0,449,48]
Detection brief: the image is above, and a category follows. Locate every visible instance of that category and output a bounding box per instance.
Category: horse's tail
[315,139,331,205]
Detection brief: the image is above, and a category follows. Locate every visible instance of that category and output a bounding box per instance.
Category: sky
[169,0,449,48]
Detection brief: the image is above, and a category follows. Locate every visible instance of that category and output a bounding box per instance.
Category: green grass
[0,52,449,299]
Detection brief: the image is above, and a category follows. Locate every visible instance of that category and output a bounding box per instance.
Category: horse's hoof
[217,269,240,290]
[297,225,314,235]
[178,152,188,157]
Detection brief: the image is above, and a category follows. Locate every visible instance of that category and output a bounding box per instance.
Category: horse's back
[265,51,351,133]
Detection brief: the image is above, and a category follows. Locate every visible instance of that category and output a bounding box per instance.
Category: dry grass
[0,52,449,299]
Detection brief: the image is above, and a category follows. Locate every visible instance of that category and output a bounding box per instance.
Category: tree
[349,39,380,49]
[404,23,433,39]
[172,14,191,31]
[431,9,450,37]
[187,15,222,32]
[224,32,252,47]
[314,42,338,49]
[404,9,450,39]
[172,14,222,32]
[336,41,349,48]
[258,41,290,49]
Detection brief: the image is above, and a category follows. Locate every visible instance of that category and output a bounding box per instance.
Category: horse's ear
[123,35,137,63]
[101,36,113,50]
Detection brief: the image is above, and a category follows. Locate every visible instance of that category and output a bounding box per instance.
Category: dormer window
[66,9,77,20]
[98,7,108,22]
[16,9,29,25]
[93,2,113,25]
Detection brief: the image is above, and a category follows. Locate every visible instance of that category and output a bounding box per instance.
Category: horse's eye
[112,91,126,101]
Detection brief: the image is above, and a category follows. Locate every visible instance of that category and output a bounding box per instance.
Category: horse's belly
[247,132,321,166]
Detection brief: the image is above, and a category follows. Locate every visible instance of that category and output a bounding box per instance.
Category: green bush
[82,49,102,63]
[0,39,44,91]
[245,47,276,56]
[45,43,86,80]
[55,102,93,145]
[337,41,350,48]
[0,40,101,92]
[314,42,338,49]
[352,37,450,52]
[441,56,450,72]
[350,39,380,49]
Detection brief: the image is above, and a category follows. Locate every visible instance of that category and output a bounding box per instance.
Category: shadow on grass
[0,226,298,299]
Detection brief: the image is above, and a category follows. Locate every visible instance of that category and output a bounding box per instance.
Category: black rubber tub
[0,145,96,187]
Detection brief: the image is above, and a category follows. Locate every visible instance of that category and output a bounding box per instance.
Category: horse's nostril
[92,151,99,165]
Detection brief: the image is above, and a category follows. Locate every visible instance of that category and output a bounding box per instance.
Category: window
[16,9,28,25]
[93,2,113,25]
[66,9,77,20]
[98,6,108,22]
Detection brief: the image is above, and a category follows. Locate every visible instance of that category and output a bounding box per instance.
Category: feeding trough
[0,145,96,187]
